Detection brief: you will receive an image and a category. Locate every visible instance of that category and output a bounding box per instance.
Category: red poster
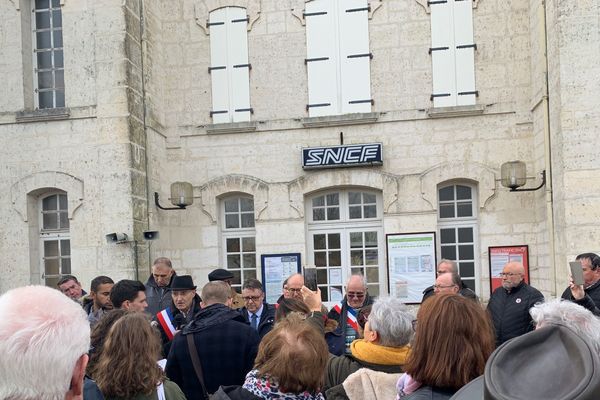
[488,246,529,293]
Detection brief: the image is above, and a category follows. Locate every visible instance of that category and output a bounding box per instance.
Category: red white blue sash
[332,302,360,332]
[156,307,177,340]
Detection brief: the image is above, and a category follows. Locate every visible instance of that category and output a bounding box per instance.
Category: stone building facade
[0,0,598,302]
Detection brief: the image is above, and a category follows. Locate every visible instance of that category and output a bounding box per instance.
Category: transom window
[32,0,65,109]
[222,195,256,291]
[438,184,473,219]
[310,190,380,223]
[39,192,70,288]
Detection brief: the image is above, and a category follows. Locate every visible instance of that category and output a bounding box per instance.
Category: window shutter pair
[209,7,252,123]
[305,0,372,117]
[430,0,477,107]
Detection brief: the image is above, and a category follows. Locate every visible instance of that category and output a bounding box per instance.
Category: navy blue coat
[165,304,260,400]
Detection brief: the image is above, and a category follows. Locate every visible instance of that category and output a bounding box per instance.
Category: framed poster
[488,245,530,293]
[386,232,437,304]
[260,253,302,304]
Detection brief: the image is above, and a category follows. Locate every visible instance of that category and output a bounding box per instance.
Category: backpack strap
[186,334,210,400]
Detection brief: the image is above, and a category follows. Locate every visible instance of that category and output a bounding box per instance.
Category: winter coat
[145,273,176,316]
[85,377,185,400]
[326,295,374,356]
[238,303,276,339]
[403,386,456,400]
[561,279,600,316]
[487,281,544,347]
[165,303,260,400]
[155,295,202,356]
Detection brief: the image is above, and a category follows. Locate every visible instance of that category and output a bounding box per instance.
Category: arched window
[437,183,478,292]
[221,195,256,291]
[39,191,70,287]
[306,189,383,304]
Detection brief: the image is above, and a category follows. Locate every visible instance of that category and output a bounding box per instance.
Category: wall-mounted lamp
[500,161,546,192]
[154,181,194,210]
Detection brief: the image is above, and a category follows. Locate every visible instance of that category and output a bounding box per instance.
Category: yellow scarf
[350,340,411,366]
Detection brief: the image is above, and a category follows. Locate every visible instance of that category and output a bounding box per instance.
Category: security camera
[143,230,160,241]
[105,233,128,244]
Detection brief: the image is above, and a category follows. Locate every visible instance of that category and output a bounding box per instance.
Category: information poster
[386,232,436,304]
[260,253,301,304]
[488,246,529,293]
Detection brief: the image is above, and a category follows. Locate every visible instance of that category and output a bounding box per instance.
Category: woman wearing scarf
[323,297,414,399]
[213,313,329,400]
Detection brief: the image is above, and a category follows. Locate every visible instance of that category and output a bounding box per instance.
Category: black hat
[170,275,196,290]
[208,268,234,282]
[451,324,600,400]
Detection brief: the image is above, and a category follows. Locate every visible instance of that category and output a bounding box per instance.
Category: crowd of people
[1,253,600,400]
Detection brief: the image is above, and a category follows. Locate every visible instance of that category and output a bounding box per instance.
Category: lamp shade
[500,161,527,190]
[170,181,194,207]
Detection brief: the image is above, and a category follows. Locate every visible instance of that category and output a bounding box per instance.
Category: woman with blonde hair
[93,312,186,400]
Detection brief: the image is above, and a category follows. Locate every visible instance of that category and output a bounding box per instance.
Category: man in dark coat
[145,257,176,315]
[238,278,275,340]
[487,261,544,347]
[561,252,600,316]
[421,259,477,302]
[327,274,374,355]
[166,281,260,399]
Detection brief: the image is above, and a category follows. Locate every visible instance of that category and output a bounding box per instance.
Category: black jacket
[165,304,260,400]
[561,280,600,316]
[421,281,478,303]
[326,295,374,356]
[145,273,176,316]
[238,302,276,339]
[487,281,544,347]
[404,386,456,400]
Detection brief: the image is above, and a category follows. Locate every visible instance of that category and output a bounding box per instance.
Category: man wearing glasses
[561,252,600,316]
[421,259,477,302]
[327,274,374,355]
[239,278,276,339]
[487,261,544,347]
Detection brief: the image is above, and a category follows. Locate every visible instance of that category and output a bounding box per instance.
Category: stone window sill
[205,121,258,135]
[301,112,380,128]
[15,108,71,123]
[426,105,485,119]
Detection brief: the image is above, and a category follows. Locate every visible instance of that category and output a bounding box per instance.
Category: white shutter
[339,0,372,114]
[305,0,338,117]
[209,8,231,123]
[453,0,476,106]
[228,7,252,122]
[430,0,456,108]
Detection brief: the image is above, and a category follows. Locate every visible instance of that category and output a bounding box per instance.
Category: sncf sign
[302,143,383,169]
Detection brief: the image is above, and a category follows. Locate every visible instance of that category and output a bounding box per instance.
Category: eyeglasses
[433,284,456,289]
[499,272,521,277]
[285,287,302,294]
[242,296,262,302]
[347,292,365,299]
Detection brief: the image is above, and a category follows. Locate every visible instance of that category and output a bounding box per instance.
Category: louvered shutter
[305,0,338,117]
[209,8,230,123]
[430,0,456,107]
[454,0,476,106]
[339,0,372,114]
[228,7,252,122]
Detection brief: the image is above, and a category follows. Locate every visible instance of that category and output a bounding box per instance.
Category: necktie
[251,313,258,330]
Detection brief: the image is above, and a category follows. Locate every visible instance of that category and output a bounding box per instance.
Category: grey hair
[530,299,600,353]
[346,273,367,289]
[437,259,458,273]
[368,297,414,347]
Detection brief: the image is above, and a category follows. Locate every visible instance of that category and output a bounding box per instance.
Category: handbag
[186,334,211,400]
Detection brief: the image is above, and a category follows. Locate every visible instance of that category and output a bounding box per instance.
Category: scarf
[242,369,325,400]
[350,340,411,366]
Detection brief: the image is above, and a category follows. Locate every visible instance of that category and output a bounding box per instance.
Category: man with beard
[83,275,114,327]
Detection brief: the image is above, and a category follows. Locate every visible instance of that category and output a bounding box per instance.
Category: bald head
[284,274,304,300]
[501,261,525,290]
[346,274,368,308]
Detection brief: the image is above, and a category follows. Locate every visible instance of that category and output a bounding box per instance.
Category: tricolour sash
[332,302,360,332]
[156,307,177,340]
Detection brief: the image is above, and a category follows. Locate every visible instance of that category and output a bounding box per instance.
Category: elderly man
[421,259,477,302]
[83,275,114,327]
[323,297,413,398]
[487,261,544,346]
[166,281,260,399]
[283,273,305,300]
[561,252,600,316]
[110,279,148,312]
[145,257,176,315]
[208,268,244,309]
[327,274,374,355]
[239,278,276,339]
[155,275,201,351]
[57,274,87,302]
[0,285,90,400]
[433,271,461,295]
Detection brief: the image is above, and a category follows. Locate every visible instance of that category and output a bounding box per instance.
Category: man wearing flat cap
[155,275,201,355]
[208,268,244,309]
